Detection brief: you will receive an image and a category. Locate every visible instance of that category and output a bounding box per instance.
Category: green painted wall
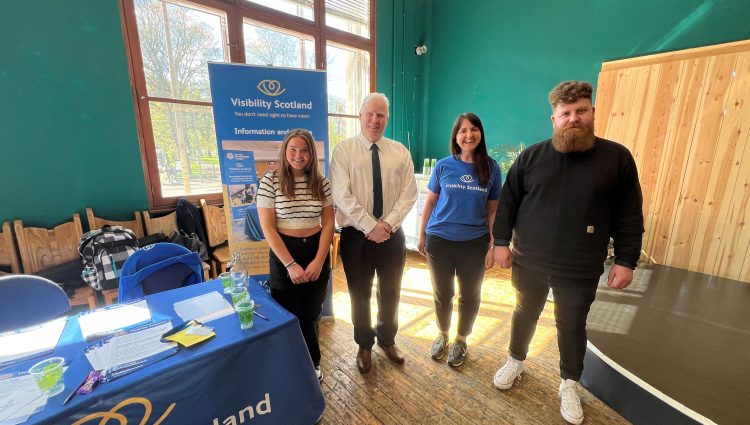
[423,0,750,163]
[376,0,431,165]
[3,0,749,228]
[0,0,148,228]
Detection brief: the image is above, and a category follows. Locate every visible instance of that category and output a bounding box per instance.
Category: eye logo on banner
[71,397,175,425]
[257,80,286,96]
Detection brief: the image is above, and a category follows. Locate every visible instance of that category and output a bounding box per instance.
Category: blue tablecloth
[11,279,325,425]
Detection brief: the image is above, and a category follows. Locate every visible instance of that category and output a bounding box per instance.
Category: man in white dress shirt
[330,93,418,373]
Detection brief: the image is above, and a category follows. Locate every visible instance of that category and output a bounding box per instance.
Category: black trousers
[269,232,330,367]
[340,226,406,349]
[508,261,599,381]
[425,233,489,337]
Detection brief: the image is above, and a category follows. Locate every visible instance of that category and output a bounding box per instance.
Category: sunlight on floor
[331,253,561,357]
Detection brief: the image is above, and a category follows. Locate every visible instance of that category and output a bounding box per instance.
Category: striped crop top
[256,172,333,230]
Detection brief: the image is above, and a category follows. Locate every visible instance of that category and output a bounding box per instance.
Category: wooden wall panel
[603,68,638,142]
[718,135,750,280]
[739,186,750,282]
[647,57,709,263]
[691,51,750,274]
[623,65,661,170]
[594,70,617,135]
[639,61,681,224]
[665,53,737,268]
[613,64,660,262]
[596,40,750,282]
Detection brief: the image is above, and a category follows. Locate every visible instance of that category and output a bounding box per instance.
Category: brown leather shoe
[356,348,372,373]
[377,343,405,364]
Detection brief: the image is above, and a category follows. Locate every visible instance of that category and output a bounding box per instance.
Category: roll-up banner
[207,63,329,292]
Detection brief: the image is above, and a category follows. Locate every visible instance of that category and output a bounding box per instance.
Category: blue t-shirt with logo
[426,156,502,241]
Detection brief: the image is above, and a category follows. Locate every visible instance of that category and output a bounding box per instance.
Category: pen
[253,311,269,321]
[160,320,196,341]
[63,374,89,405]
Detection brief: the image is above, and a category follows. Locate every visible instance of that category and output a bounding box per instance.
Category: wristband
[284,260,297,269]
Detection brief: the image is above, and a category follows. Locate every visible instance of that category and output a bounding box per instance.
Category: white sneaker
[493,357,524,390]
[315,366,323,382]
[558,379,584,424]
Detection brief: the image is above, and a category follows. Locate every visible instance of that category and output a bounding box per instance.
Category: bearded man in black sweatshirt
[491,81,644,425]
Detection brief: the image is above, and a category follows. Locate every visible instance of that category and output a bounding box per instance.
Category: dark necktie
[371,144,383,219]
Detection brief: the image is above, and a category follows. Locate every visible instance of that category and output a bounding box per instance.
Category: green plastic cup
[29,357,65,397]
[230,286,249,306]
[219,272,233,293]
[235,299,255,330]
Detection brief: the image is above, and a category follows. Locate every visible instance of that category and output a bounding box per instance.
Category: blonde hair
[276,129,326,200]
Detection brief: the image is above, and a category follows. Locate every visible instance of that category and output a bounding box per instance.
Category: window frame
[120,0,376,210]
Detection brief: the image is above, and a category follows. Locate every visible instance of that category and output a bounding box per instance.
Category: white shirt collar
[357,132,383,150]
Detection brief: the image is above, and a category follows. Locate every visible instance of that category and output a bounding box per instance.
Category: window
[121,0,375,209]
[244,20,315,69]
[326,0,370,38]
[326,42,370,153]
[247,0,313,21]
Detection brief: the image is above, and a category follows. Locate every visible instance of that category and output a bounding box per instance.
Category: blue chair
[244,205,265,241]
[118,243,204,302]
[0,275,71,332]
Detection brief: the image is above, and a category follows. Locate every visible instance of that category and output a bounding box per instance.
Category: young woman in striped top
[257,128,334,381]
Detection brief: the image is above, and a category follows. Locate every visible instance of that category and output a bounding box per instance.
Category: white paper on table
[173,291,234,323]
[107,322,174,368]
[0,373,46,425]
[78,299,152,340]
[84,339,110,372]
[0,318,67,365]
[84,321,175,372]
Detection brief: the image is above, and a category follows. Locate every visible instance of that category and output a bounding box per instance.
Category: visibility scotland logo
[257,80,286,96]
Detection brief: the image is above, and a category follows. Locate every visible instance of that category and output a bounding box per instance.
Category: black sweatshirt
[492,138,644,278]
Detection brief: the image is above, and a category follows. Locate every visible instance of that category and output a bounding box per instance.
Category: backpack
[168,229,209,262]
[118,243,203,302]
[176,198,208,248]
[78,225,139,291]
[35,259,86,297]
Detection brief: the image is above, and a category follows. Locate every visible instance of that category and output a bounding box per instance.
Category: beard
[552,121,596,153]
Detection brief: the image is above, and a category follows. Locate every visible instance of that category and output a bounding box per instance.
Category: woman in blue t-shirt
[418,112,502,367]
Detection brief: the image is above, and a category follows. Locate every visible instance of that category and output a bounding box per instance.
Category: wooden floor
[318,251,630,424]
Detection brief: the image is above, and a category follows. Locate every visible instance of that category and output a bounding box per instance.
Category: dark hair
[548,81,593,109]
[276,129,326,200]
[450,112,492,186]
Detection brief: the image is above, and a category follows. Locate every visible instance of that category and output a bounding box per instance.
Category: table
[401,174,431,250]
[8,279,325,425]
